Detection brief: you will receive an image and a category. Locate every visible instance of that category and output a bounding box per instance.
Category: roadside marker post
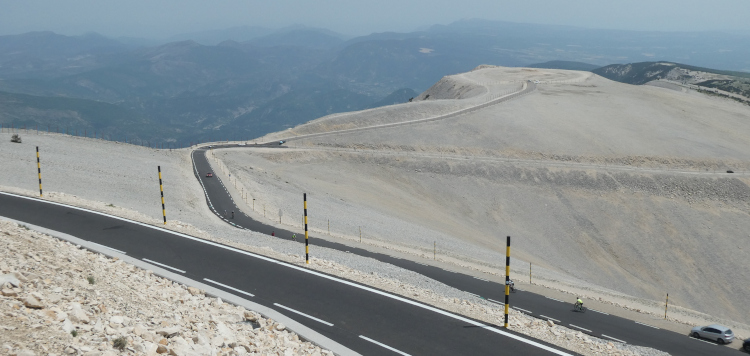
[530,262,532,284]
[304,193,309,264]
[158,166,166,224]
[504,235,511,328]
[664,293,669,319]
[36,147,43,197]
[434,241,436,260]
[359,226,362,243]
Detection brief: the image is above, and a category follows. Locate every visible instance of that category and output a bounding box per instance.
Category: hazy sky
[2,0,750,38]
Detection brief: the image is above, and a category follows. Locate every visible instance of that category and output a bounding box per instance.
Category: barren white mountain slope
[236,66,750,324]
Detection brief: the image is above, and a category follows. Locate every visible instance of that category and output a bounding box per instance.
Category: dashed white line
[588,309,609,315]
[539,315,560,323]
[689,337,715,345]
[473,277,489,282]
[273,303,334,326]
[203,278,254,297]
[488,298,505,305]
[546,297,564,303]
[569,324,592,333]
[359,335,411,356]
[142,259,186,273]
[466,292,481,298]
[513,307,532,314]
[634,321,660,329]
[88,242,126,254]
[602,335,627,343]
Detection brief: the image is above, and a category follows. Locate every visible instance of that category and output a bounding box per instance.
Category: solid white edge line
[689,337,715,345]
[488,299,505,305]
[203,278,255,297]
[142,258,186,273]
[568,324,592,333]
[88,241,126,254]
[546,297,564,303]
[466,292,481,298]
[539,315,560,323]
[588,309,609,315]
[601,335,627,344]
[359,335,411,356]
[273,303,334,326]
[634,321,660,329]
[0,190,574,356]
[513,307,532,314]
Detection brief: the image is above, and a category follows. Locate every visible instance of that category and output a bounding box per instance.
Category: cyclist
[575,297,584,310]
[508,279,515,292]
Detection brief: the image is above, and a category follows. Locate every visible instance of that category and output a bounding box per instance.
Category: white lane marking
[634,321,660,329]
[569,324,592,333]
[1,191,573,356]
[142,259,186,273]
[359,335,411,356]
[473,277,489,282]
[273,303,334,326]
[203,278,254,297]
[488,298,505,305]
[513,307,532,314]
[689,337,715,345]
[88,242,126,254]
[602,335,627,343]
[466,292,481,298]
[539,315,560,323]
[546,297,564,303]
[588,309,609,315]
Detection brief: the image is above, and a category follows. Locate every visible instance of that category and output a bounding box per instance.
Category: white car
[691,324,734,344]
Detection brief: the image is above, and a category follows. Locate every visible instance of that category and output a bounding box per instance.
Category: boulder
[156,326,180,338]
[1,288,17,297]
[243,311,257,322]
[16,349,35,356]
[69,303,90,324]
[156,345,168,354]
[547,320,555,327]
[109,315,124,326]
[22,295,44,309]
[62,319,74,333]
[0,274,21,288]
[187,287,202,296]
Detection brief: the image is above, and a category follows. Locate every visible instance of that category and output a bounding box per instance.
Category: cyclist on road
[575,297,584,309]
[292,234,297,241]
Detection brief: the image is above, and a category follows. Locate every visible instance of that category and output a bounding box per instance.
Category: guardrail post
[158,166,167,224]
[504,236,511,328]
[304,193,309,264]
[36,147,43,197]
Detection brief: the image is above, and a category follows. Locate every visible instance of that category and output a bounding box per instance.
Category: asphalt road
[0,192,576,356]
[192,147,739,356]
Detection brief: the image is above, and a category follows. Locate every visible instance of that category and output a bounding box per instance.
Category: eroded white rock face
[0,220,333,356]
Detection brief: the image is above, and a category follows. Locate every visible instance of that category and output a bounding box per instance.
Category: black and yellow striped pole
[664,293,669,319]
[158,166,166,224]
[504,235,511,328]
[304,193,309,264]
[36,147,43,197]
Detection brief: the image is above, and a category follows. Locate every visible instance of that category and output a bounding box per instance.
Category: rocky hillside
[0,220,332,356]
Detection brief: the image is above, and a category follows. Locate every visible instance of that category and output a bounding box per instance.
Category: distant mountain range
[0,20,748,144]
